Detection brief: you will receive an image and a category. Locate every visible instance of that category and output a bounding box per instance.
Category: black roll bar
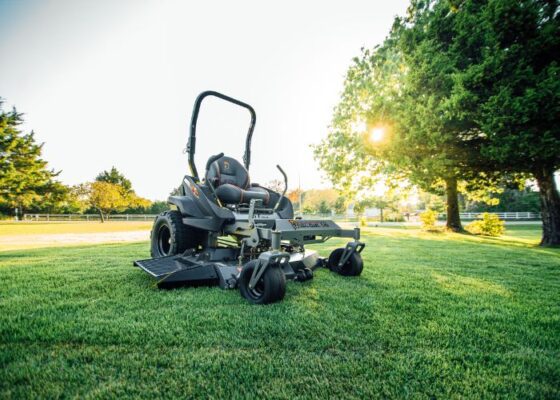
[187,90,256,181]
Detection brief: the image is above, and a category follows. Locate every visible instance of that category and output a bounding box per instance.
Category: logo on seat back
[223,160,230,170]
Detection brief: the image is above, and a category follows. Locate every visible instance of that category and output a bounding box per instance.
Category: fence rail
[455,212,541,220]
[21,211,541,222]
[23,214,158,222]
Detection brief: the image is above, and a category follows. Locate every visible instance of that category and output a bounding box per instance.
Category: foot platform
[134,255,219,284]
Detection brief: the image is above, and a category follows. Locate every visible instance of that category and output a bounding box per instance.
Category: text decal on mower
[288,220,330,229]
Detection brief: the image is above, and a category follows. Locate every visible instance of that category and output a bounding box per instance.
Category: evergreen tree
[441,0,560,245]
[0,100,59,216]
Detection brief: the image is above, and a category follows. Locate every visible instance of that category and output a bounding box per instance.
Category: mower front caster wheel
[238,260,286,304]
[328,248,363,276]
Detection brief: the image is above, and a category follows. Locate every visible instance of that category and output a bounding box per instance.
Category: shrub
[420,209,438,230]
[466,213,505,236]
[360,216,368,227]
[385,212,405,222]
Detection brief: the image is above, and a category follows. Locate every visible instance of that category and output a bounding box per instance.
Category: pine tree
[0,100,59,216]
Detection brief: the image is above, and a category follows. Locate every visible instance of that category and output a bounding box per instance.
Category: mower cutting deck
[135,247,321,288]
[134,90,365,304]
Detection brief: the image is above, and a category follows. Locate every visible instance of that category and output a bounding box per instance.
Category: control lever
[273,165,288,212]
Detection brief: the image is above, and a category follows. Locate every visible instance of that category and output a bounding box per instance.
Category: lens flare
[370,127,385,142]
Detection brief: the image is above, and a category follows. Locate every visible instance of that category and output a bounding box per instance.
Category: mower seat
[206,156,270,206]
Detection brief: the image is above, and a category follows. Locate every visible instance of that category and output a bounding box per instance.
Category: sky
[0,0,410,200]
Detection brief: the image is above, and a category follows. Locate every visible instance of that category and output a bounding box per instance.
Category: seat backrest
[205,156,249,189]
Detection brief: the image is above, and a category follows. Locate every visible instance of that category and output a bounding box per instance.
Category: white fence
[451,212,540,220]
[23,214,158,222]
[21,211,541,222]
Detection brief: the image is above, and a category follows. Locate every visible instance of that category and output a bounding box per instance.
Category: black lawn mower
[134,90,365,304]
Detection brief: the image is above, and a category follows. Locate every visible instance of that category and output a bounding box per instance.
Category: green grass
[0,226,558,398]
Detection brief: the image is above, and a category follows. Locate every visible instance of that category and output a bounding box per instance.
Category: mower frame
[187,90,256,181]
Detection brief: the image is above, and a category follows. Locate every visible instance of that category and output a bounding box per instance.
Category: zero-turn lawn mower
[134,90,365,304]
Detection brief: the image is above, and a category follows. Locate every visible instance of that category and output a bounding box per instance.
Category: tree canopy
[0,101,60,215]
[436,0,560,244]
[96,167,133,193]
[93,166,150,220]
[315,0,559,244]
[88,181,129,222]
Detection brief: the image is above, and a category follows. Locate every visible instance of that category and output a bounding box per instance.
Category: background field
[0,221,152,236]
[1,226,559,398]
[0,221,152,252]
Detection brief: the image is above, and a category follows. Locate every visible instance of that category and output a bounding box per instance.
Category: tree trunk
[534,166,560,246]
[380,208,384,223]
[98,209,105,223]
[445,177,463,232]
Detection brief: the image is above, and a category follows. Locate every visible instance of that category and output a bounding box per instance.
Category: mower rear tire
[327,248,363,276]
[150,210,204,258]
[239,260,286,304]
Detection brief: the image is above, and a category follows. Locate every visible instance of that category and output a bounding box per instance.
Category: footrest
[134,255,220,284]
[134,256,184,278]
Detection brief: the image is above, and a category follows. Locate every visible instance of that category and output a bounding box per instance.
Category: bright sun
[370,127,385,142]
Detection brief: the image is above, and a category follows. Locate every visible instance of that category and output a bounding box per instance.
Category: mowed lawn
[0,226,559,398]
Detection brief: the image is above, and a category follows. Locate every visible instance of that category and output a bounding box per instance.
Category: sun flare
[370,127,385,142]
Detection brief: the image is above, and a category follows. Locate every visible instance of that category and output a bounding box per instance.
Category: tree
[314,0,543,235]
[351,195,399,222]
[25,180,71,214]
[418,191,446,213]
[466,186,541,213]
[147,200,168,214]
[96,167,132,193]
[88,181,128,222]
[287,188,304,212]
[370,196,397,223]
[317,200,331,215]
[333,196,347,214]
[300,189,339,214]
[352,199,370,218]
[0,101,60,216]
[123,193,151,213]
[438,0,560,245]
[66,184,91,214]
[95,167,151,215]
[314,29,497,231]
